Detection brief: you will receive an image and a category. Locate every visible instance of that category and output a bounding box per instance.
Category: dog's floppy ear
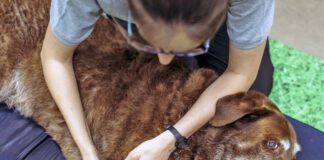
[209,91,272,127]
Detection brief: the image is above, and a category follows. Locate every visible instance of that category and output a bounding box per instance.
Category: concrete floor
[270,0,324,59]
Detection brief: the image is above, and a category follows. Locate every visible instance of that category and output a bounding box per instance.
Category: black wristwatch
[167,125,188,149]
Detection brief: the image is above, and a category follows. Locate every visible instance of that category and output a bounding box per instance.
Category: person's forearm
[172,41,266,139]
[173,71,254,137]
[41,55,97,155]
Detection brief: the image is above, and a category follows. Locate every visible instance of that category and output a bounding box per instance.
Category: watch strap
[167,125,188,149]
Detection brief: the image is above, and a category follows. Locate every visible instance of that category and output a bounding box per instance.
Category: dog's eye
[248,114,259,119]
[266,140,279,150]
[264,140,283,156]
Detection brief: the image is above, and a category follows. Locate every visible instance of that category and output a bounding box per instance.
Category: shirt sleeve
[227,0,275,50]
[50,0,102,46]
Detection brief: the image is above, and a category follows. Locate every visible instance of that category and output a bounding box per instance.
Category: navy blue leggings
[0,103,65,160]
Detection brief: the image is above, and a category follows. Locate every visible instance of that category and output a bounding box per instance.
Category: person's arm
[173,40,266,137]
[125,40,266,160]
[40,25,98,160]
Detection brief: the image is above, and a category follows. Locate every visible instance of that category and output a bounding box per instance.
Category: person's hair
[128,0,229,41]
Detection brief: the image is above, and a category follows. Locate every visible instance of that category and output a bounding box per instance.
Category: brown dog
[0,0,300,159]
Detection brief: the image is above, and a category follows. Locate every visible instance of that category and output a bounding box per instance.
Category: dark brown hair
[128,0,229,42]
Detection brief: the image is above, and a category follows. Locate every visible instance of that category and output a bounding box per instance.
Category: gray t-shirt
[50,0,275,49]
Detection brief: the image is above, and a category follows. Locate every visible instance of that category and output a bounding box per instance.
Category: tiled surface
[270,0,324,59]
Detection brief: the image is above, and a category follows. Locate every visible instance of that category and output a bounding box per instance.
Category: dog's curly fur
[0,0,300,159]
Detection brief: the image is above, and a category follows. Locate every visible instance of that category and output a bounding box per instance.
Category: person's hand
[82,154,99,160]
[125,131,176,160]
[80,146,100,160]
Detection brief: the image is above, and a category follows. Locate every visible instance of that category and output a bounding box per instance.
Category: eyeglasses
[105,13,210,57]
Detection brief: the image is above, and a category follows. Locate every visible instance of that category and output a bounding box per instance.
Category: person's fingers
[125,152,140,160]
[125,155,139,160]
[139,156,150,160]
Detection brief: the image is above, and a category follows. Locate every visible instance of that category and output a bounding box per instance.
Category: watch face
[166,126,188,149]
[176,140,187,149]
[175,141,182,149]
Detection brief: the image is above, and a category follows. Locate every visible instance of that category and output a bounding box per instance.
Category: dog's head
[193,91,300,160]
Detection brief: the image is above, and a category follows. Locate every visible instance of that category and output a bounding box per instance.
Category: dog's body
[0,0,300,159]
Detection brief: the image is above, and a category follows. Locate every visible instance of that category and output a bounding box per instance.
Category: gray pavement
[270,0,324,59]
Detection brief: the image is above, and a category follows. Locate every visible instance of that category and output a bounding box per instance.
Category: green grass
[269,39,324,132]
